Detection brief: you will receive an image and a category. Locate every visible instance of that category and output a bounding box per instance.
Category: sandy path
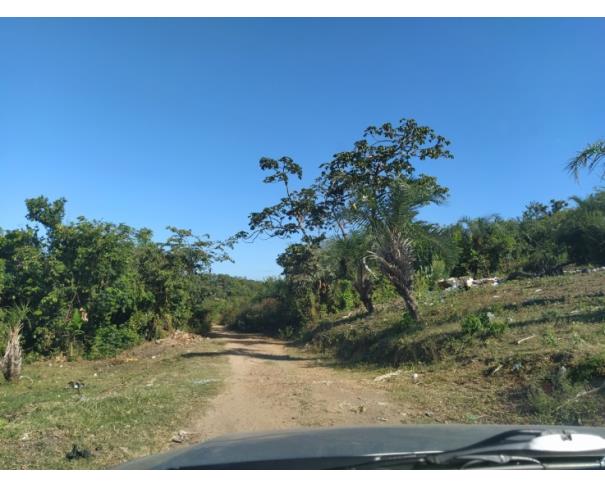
[187,327,407,443]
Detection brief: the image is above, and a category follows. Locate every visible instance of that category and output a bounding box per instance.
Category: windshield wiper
[348,429,605,469]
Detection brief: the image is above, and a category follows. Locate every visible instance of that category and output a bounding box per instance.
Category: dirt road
[187,327,408,443]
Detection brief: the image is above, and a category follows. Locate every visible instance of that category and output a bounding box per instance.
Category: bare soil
[187,327,408,443]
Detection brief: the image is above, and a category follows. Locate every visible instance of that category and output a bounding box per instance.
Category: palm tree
[567,140,605,180]
[359,178,448,322]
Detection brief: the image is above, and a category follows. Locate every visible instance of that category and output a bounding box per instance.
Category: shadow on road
[206,329,293,347]
[182,348,310,362]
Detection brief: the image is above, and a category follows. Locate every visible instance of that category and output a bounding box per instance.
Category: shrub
[461,314,484,336]
[569,352,605,383]
[332,279,359,312]
[525,372,601,425]
[542,328,557,346]
[188,304,212,335]
[486,319,508,336]
[277,326,298,340]
[461,312,508,338]
[89,325,141,359]
[399,312,420,329]
[126,310,154,336]
[231,298,291,334]
[373,278,399,304]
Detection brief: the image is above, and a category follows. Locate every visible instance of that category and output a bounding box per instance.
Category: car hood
[117,424,605,469]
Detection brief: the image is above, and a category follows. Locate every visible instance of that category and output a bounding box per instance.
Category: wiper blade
[427,428,605,467]
[455,454,545,469]
[348,429,605,469]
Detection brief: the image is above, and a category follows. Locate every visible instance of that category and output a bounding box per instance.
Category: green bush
[89,325,141,359]
[188,304,212,335]
[399,312,420,329]
[461,314,485,336]
[231,298,289,334]
[461,312,508,338]
[373,278,399,304]
[487,321,507,336]
[332,279,359,311]
[542,328,557,346]
[277,326,298,340]
[526,372,601,425]
[569,353,605,383]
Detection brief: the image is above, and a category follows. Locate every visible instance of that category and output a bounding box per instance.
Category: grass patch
[0,334,227,469]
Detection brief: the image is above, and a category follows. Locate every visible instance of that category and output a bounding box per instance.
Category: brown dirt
[187,327,409,443]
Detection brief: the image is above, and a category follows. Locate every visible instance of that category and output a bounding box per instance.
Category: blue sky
[1,18,603,279]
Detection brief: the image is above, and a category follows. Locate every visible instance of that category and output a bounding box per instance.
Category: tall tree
[318,118,453,320]
[247,157,327,245]
[244,156,329,324]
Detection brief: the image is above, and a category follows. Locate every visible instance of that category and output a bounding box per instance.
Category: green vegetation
[227,118,605,341]
[461,312,508,338]
[0,334,227,468]
[0,197,261,361]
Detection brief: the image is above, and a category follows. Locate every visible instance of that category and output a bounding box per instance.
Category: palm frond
[567,140,605,180]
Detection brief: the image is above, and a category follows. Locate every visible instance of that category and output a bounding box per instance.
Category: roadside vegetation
[0,199,260,361]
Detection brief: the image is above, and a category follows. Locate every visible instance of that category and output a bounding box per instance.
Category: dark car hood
[117,424,605,469]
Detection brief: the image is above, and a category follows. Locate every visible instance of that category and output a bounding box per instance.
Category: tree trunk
[357,286,374,314]
[1,324,23,383]
[398,284,420,322]
[353,260,374,314]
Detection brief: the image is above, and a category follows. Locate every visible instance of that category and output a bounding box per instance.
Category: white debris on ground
[373,370,402,382]
[437,276,501,291]
[170,430,189,443]
[437,266,605,294]
[192,378,220,385]
[564,266,605,275]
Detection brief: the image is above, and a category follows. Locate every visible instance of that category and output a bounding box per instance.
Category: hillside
[302,271,605,426]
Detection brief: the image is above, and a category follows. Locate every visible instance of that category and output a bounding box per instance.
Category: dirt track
[188,328,407,443]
